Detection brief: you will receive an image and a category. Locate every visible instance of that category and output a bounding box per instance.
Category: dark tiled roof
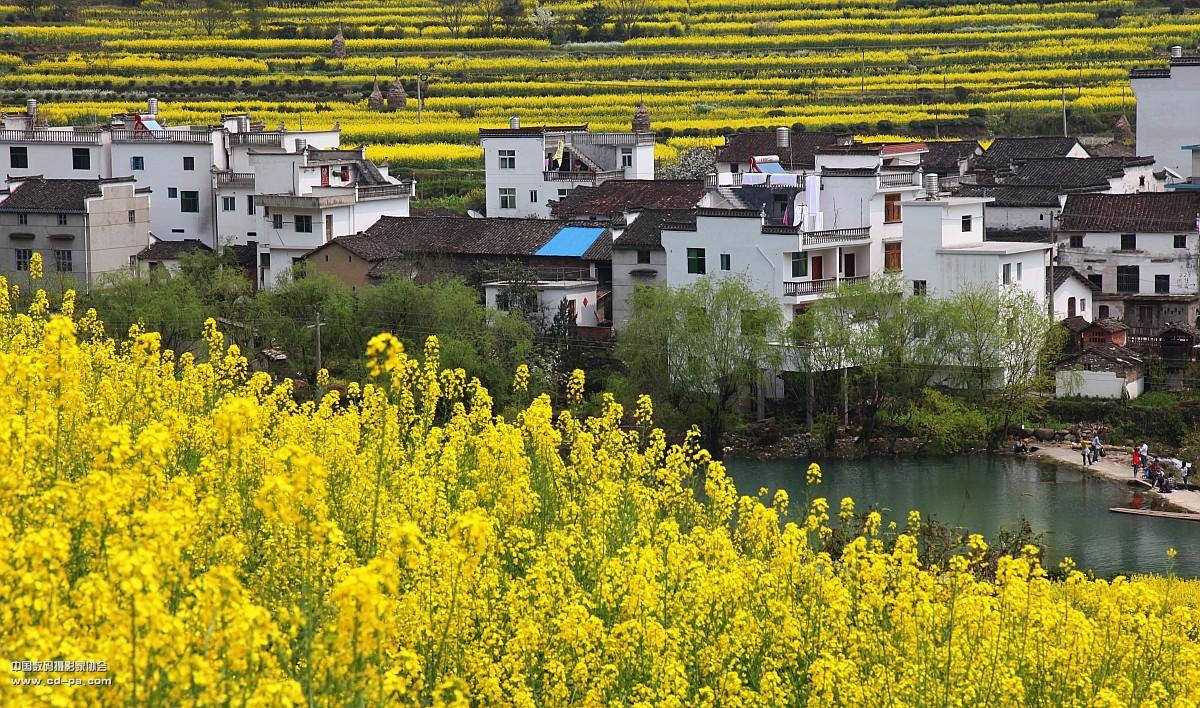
[1089,141,1136,158]
[976,137,1085,171]
[315,216,609,262]
[1162,323,1200,338]
[226,243,258,268]
[921,140,981,175]
[137,239,211,261]
[0,178,101,212]
[550,180,704,219]
[1002,157,1145,190]
[1059,192,1200,232]
[1059,342,1143,368]
[1060,315,1091,333]
[1052,265,1100,292]
[612,209,697,249]
[1091,317,1128,333]
[985,227,1052,242]
[716,130,850,169]
[958,184,1063,207]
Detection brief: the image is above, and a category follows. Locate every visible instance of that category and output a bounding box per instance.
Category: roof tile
[1059,192,1200,232]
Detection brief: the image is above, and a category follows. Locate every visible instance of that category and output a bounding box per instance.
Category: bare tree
[607,0,647,39]
[437,0,469,37]
[477,0,502,36]
[192,0,230,36]
[528,3,558,40]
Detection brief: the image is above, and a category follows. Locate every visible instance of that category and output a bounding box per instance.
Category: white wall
[482,135,552,218]
[484,281,600,327]
[1054,276,1094,321]
[986,205,1058,231]
[1057,231,1198,297]
[1056,369,1142,399]
[1132,66,1200,176]
[612,246,665,327]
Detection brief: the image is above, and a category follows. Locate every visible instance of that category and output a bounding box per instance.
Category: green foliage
[899,389,988,454]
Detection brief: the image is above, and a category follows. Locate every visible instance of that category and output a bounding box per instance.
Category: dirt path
[1031,443,1200,514]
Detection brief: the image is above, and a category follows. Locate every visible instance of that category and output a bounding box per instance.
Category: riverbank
[1030,443,1200,514]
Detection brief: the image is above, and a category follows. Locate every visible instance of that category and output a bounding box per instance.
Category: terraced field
[0,0,1188,174]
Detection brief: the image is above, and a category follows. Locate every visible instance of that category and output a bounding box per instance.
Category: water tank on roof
[1172,45,1183,59]
[776,126,789,148]
[509,116,520,129]
[923,173,940,196]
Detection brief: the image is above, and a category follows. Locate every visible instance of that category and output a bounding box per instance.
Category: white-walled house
[1051,265,1099,321]
[483,279,601,328]
[0,176,150,292]
[479,112,654,218]
[1055,191,1200,336]
[1130,51,1200,178]
[901,195,1051,303]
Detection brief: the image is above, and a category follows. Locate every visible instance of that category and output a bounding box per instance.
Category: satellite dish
[467,210,484,219]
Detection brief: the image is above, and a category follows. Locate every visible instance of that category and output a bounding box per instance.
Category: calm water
[727,455,1199,578]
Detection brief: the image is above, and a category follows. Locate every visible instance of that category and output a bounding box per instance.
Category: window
[17,213,27,225]
[913,280,927,296]
[884,193,901,223]
[499,188,516,209]
[54,249,72,273]
[1016,262,1022,280]
[180,190,199,213]
[961,214,972,232]
[272,213,283,229]
[168,187,178,199]
[529,189,538,203]
[621,147,633,168]
[1002,263,1012,284]
[687,247,706,275]
[183,156,195,171]
[1099,305,1110,319]
[57,214,68,226]
[1156,274,1170,294]
[498,149,516,169]
[1139,175,1147,188]
[557,189,567,197]
[130,156,144,171]
[883,241,901,271]
[128,210,136,223]
[71,148,89,171]
[1116,265,1139,293]
[15,248,31,271]
[1080,298,1087,312]
[720,253,731,271]
[791,252,808,278]
[1175,234,1187,248]
[260,252,271,268]
[1087,273,1102,290]
[222,196,236,212]
[1069,235,1083,248]
[1120,233,1136,250]
[637,250,651,264]
[9,146,27,169]
[247,195,255,215]
[295,214,313,233]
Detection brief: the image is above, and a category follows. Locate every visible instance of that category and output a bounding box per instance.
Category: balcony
[878,171,920,189]
[111,129,213,143]
[705,172,806,188]
[568,132,656,147]
[803,226,870,246]
[230,132,284,147]
[0,129,102,144]
[543,169,624,185]
[215,171,254,185]
[357,183,413,200]
[784,278,837,296]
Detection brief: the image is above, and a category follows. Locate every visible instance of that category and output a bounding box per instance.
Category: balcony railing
[705,172,807,189]
[0,129,102,144]
[543,169,624,184]
[216,171,254,185]
[230,132,284,146]
[357,183,412,200]
[879,172,919,188]
[784,278,837,296]
[804,227,870,245]
[111,128,213,143]
[568,132,655,146]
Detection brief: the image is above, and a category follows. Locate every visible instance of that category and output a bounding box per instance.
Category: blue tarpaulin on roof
[535,226,605,256]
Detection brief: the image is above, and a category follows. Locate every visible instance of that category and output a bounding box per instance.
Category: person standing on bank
[1091,434,1102,463]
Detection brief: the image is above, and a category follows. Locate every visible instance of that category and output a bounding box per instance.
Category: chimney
[775,126,790,149]
[923,173,939,197]
[509,116,520,129]
[294,137,307,153]
[1171,45,1183,59]
[147,97,158,116]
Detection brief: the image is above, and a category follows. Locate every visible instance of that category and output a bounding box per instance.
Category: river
[727,454,1197,578]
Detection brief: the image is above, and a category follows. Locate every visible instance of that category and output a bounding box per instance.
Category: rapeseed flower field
[2,273,1199,705]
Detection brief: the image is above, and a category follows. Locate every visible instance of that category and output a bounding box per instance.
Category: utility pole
[306,310,325,376]
[1061,85,1068,137]
[860,48,865,102]
[417,72,428,124]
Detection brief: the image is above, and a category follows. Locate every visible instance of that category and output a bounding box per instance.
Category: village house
[1129,46,1197,179]
[0,176,149,292]
[135,237,211,274]
[304,216,611,326]
[1055,191,1200,337]
[970,136,1090,174]
[712,129,853,175]
[1051,265,1100,321]
[1060,315,1128,355]
[550,179,707,221]
[479,110,655,219]
[1055,342,1145,399]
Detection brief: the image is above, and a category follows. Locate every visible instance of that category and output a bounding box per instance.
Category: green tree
[253,274,358,380]
[617,275,783,457]
[245,0,264,37]
[86,270,207,355]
